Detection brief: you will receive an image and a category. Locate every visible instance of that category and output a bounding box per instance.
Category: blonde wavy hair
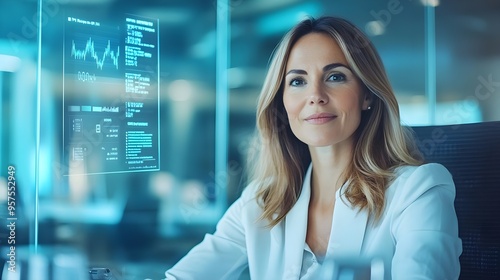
[248,16,424,227]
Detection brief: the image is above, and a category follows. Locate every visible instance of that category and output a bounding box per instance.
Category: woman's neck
[308,142,353,206]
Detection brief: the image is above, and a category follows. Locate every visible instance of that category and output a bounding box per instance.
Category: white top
[299,243,321,279]
[165,163,462,280]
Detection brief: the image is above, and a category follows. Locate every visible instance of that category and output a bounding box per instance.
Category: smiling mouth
[305,113,337,124]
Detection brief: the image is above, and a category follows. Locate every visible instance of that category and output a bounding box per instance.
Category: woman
[165,16,462,279]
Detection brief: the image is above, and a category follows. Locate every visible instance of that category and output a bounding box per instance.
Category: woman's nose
[308,84,329,105]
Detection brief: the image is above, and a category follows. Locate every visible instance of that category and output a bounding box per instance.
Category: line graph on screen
[70,37,120,70]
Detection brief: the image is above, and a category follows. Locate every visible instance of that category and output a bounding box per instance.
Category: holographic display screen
[63,14,160,175]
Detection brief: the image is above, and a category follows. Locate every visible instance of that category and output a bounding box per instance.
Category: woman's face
[282,32,370,148]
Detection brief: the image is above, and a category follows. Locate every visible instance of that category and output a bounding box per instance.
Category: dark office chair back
[412,121,500,280]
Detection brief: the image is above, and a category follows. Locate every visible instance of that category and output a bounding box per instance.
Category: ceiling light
[420,0,440,7]
[0,54,21,72]
[365,21,385,36]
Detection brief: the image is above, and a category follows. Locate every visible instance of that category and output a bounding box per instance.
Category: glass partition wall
[1,0,499,279]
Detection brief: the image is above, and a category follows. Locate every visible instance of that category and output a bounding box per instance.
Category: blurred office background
[1,0,499,279]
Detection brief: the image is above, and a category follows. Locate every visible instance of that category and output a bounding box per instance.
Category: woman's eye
[289,78,305,86]
[327,73,346,82]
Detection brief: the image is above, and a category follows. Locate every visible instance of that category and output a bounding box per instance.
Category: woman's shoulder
[395,162,451,179]
[230,181,264,217]
[396,162,448,173]
[239,180,261,201]
[394,163,453,185]
[213,181,268,235]
[388,163,455,204]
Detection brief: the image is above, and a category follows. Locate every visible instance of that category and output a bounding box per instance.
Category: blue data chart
[70,37,120,70]
[62,14,160,175]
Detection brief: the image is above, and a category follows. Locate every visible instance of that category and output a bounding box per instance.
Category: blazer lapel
[327,187,368,256]
[280,164,312,279]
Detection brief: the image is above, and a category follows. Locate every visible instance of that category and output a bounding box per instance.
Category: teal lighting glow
[215,0,230,214]
[256,2,321,36]
[34,0,42,253]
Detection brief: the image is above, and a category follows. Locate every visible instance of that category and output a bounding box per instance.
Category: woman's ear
[362,91,373,111]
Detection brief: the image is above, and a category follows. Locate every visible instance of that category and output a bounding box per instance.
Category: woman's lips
[305,113,337,124]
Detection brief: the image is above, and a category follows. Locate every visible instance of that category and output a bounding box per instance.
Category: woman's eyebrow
[323,62,351,72]
[285,69,307,76]
[286,63,352,76]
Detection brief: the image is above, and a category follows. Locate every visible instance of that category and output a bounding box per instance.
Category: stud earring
[367,106,371,110]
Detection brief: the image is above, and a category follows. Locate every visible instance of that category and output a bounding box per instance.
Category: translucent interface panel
[31,0,219,278]
[62,14,160,175]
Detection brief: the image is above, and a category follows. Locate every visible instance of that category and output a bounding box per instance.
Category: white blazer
[165,163,462,279]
